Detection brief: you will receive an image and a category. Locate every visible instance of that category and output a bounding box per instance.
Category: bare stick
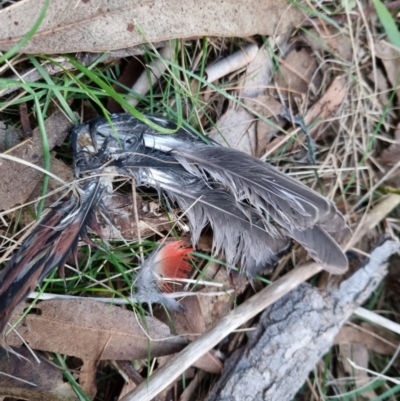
[131,178,144,264]
[205,44,259,83]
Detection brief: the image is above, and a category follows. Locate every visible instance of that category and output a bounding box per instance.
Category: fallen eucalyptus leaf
[0,111,72,211]
[0,0,304,54]
[6,299,187,360]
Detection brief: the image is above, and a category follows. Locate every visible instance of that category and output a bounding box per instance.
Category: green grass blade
[372,0,400,48]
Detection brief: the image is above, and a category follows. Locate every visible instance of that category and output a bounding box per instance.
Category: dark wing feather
[72,114,349,274]
[143,136,335,228]
[157,177,291,273]
[111,146,291,274]
[140,135,349,273]
[288,226,348,274]
[0,179,105,336]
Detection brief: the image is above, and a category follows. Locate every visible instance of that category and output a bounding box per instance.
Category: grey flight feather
[71,113,350,275]
[118,156,291,273]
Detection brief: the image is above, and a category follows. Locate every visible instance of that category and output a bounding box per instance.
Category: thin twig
[354,307,400,336]
[131,178,144,264]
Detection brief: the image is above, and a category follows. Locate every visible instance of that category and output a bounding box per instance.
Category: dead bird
[0,113,349,337]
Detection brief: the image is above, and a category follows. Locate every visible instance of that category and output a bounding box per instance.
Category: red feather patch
[153,240,194,278]
[152,241,194,292]
[134,240,195,309]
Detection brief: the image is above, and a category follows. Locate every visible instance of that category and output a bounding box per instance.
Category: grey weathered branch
[207,239,400,401]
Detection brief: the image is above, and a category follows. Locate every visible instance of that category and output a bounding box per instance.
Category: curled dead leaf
[209,46,277,156]
[335,325,397,355]
[6,299,187,361]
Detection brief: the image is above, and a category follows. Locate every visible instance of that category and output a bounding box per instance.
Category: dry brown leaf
[155,295,206,340]
[78,360,98,400]
[375,41,400,104]
[244,95,284,118]
[304,27,353,62]
[368,66,391,109]
[244,95,285,157]
[361,322,400,351]
[335,326,396,355]
[193,351,223,375]
[209,46,277,155]
[210,107,257,154]
[377,123,400,166]
[0,0,303,54]
[0,346,77,401]
[0,121,22,152]
[0,111,72,211]
[240,46,274,99]
[276,46,321,100]
[6,299,187,360]
[304,75,348,139]
[337,343,377,400]
[198,263,234,330]
[154,295,223,374]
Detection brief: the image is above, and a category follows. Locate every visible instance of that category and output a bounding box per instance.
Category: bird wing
[71,114,349,274]
[0,179,106,336]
